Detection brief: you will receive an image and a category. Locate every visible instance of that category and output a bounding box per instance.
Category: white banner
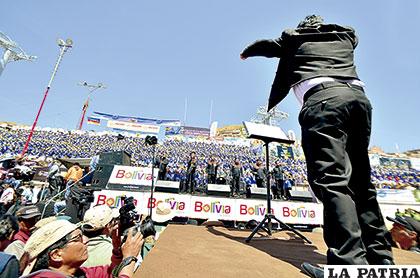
[92,190,324,225]
[189,196,236,220]
[107,120,160,133]
[108,166,158,187]
[376,189,418,204]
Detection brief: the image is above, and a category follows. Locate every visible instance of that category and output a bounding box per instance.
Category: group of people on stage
[154,151,293,199]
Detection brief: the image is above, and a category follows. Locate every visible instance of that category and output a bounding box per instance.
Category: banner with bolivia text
[93,190,323,225]
[107,120,160,134]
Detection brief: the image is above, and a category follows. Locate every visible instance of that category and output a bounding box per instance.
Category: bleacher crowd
[2,127,418,190]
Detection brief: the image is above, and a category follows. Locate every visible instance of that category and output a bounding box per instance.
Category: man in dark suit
[252,160,266,188]
[206,156,218,185]
[230,158,243,197]
[185,152,197,194]
[271,160,284,200]
[241,15,393,277]
[157,155,169,181]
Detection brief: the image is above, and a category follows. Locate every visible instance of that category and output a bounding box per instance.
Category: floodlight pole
[77,82,106,130]
[21,39,72,156]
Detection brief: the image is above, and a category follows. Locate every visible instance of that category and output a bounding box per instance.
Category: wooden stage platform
[136,224,420,278]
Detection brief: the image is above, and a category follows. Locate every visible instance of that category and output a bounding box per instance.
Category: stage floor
[136,224,420,278]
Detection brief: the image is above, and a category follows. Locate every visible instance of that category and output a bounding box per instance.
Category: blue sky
[1,1,419,153]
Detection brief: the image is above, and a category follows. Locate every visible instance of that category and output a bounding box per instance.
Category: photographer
[21,219,144,278]
[81,205,119,267]
[65,183,94,223]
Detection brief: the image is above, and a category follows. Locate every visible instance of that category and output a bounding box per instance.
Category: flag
[87,116,101,126]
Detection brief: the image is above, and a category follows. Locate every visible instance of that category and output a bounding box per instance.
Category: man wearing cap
[22,219,144,278]
[81,205,120,267]
[4,205,41,260]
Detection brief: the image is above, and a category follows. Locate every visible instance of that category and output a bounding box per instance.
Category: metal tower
[251,104,289,126]
[76,81,106,130]
[0,31,36,76]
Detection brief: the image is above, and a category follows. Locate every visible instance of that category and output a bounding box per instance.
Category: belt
[303,81,364,103]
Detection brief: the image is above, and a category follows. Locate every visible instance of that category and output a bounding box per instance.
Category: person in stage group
[185,152,197,194]
[230,158,243,197]
[271,160,284,200]
[252,160,266,188]
[156,154,169,181]
[241,15,394,277]
[206,156,219,184]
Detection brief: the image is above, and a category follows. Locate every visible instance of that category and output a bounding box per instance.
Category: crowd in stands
[1,127,419,190]
[0,127,309,190]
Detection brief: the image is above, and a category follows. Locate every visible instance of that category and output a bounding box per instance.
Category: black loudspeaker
[289,190,314,202]
[249,187,267,199]
[155,180,180,193]
[91,164,115,189]
[99,151,131,166]
[207,184,230,197]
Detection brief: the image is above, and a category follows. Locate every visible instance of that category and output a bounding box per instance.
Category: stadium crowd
[1,127,419,190]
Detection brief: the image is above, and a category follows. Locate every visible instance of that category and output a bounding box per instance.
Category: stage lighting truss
[78,81,107,92]
[251,104,289,126]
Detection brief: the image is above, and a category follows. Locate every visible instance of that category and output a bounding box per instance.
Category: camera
[119,196,156,239]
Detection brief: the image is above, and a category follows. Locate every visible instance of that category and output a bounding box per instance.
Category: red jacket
[22,266,129,278]
[22,252,129,278]
[12,230,30,244]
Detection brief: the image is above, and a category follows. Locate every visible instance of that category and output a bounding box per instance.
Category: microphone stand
[148,144,157,218]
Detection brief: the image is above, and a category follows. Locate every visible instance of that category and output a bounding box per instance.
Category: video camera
[119,196,156,239]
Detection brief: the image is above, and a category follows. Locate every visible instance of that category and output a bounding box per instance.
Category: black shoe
[301,263,324,278]
[379,259,395,265]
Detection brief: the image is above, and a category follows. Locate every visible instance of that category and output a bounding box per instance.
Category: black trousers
[299,83,393,265]
[255,178,264,188]
[158,171,166,181]
[48,177,60,195]
[185,173,195,193]
[272,179,284,198]
[208,174,216,184]
[231,176,240,195]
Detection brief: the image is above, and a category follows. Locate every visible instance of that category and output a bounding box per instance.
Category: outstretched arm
[240,38,282,60]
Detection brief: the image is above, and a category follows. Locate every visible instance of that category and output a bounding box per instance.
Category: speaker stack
[206,183,230,197]
[248,187,267,199]
[155,180,181,194]
[289,190,314,202]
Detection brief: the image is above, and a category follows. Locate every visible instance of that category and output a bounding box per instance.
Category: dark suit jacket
[241,24,359,110]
